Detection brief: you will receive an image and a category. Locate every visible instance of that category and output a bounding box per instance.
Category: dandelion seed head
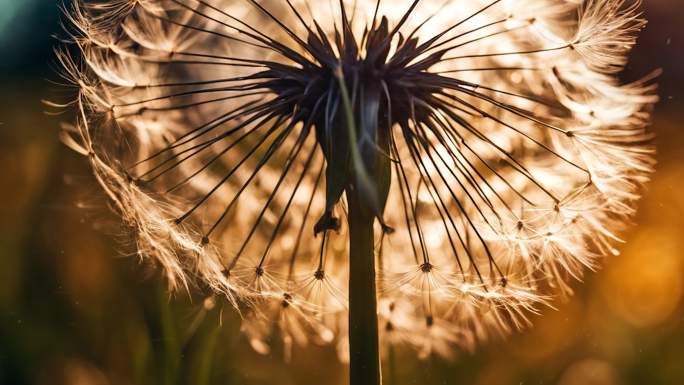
[57,0,656,361]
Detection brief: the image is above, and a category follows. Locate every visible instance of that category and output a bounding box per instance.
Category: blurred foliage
[0,1,682,385]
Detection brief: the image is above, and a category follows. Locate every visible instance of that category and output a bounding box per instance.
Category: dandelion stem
[347,186,381,385]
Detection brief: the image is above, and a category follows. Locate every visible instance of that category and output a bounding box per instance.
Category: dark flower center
[260,13,449,232]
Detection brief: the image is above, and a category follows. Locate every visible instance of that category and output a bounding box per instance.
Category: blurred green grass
[0,2,683,385]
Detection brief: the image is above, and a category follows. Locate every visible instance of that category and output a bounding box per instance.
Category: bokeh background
[1,1,682,384]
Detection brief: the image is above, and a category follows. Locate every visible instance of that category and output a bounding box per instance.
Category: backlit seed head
[56,0,656,361]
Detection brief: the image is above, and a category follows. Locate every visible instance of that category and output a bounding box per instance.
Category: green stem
[347,187,381,385]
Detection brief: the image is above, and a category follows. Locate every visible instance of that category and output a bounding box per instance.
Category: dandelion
[56,0,656,384]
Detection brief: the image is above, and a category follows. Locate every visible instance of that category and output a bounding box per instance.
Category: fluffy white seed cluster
[57,0,656,361]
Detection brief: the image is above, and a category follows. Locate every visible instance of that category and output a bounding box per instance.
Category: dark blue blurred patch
[0,0,59,75]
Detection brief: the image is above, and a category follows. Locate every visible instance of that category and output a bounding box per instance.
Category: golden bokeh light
[558,359,620,385]
[601,226,683,328]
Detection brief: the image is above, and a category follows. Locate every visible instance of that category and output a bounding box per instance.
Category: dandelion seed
[56,0,656,383]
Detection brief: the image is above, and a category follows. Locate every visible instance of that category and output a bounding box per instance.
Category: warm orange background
[1,1,682,384]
